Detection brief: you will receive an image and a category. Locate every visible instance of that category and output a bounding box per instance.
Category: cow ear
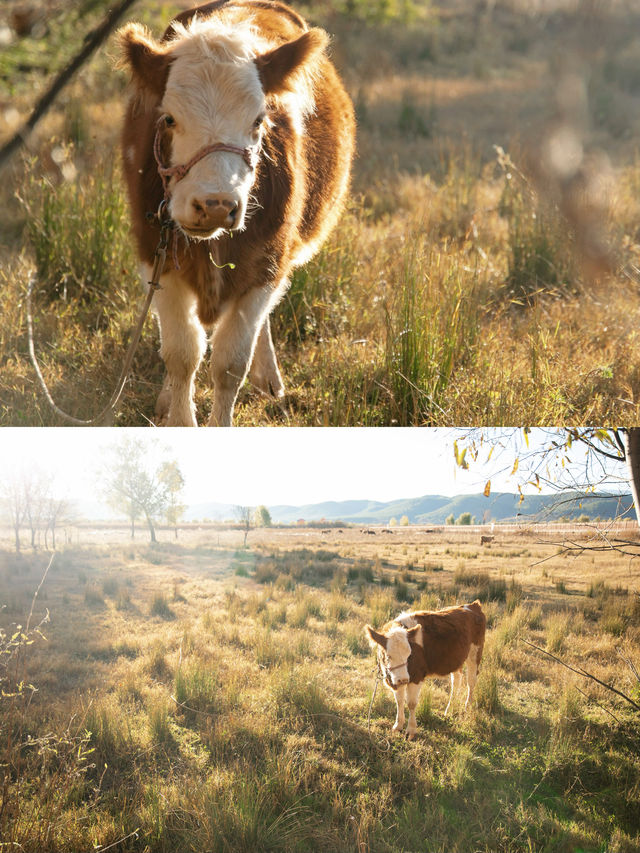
[406,625,421,642]
[365,626,387,649]
[256,28,328,95]
[117,23,171,96]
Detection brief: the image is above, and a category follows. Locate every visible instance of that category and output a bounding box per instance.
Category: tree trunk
[622,428,640,525]
[14,523,20,553]
[145,513,157,543]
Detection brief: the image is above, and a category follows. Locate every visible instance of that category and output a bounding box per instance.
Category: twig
[522,639,640,712]
[25,553,54,634]
[0,0,139,170]
[92,828,140,853]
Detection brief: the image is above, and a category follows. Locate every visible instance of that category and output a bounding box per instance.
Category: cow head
[118,19,328,239]
[365,624,420,688]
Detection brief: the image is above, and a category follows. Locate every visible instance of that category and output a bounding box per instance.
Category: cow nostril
[192,199,206,215]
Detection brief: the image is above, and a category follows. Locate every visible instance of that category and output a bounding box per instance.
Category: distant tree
[158,460,186,539]
[44,496,74,550]
[389,517,398,527]
[254,505,272,527]
[456,512,473,525]
[0,469,28,553]
[22,467,52,550]
[235,506,254,547]
[445,513,455,525]
[400,515,410,526]
[102,438,174,543]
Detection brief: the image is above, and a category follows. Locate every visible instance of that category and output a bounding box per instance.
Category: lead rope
[27,209,172,425]
[367,664,383,735]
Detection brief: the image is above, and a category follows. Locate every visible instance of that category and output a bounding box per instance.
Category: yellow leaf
[510,458,519,476]
[483,480,491,497]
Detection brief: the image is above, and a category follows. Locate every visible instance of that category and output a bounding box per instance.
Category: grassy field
[2,524,639,852]
[2,0,640,424]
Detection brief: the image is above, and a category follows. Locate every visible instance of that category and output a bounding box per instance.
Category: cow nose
[191,193,239,229]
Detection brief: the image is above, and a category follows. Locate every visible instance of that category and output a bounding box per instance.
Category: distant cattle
[480,535,494,545]
[118,0,355,425]
[366,601,486,739]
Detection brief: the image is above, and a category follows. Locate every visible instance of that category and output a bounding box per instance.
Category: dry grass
[2,1,640,424]
[1,524,639,851]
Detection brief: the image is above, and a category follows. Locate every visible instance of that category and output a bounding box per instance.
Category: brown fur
[120,0,355,330]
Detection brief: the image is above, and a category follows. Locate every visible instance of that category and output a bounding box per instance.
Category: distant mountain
[266,491,635,525]
[80,492,636,525]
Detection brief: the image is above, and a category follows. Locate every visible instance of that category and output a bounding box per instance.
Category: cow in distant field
[366,601,486,739]
[480,535,494,546]
[118,0,355,425]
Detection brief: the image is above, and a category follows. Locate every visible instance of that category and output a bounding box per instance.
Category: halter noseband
[153,115,258,198]
[377,650,410,686]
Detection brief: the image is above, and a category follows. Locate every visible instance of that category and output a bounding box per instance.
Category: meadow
[1,523,639,852]
[2,0,640,424]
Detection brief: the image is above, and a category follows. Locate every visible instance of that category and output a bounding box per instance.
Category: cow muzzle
[384,661,410,688]
[183,192,242,238]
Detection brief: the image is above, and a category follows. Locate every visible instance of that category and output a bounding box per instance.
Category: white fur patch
[395,611,418,629]
[394,611,423,646]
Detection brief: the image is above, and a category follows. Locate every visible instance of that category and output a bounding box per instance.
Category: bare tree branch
[522,639,640,712]
[0,0,139,170]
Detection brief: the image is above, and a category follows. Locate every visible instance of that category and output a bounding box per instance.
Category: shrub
[102,577,118,597]
[174,662,218,715]
[84,584,104,606]
[150,593,174,620]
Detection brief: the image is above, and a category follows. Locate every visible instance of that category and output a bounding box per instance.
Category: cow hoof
[406,731,417,741]
[155,389,171,424]
[249,369,285,400]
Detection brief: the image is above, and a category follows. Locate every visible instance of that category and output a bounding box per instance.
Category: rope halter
[377,650,410,686]
[153,115,258,199]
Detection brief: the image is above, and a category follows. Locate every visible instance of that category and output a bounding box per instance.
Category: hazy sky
[0,427,629,506]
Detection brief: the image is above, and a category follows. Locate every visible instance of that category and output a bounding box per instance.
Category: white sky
[0,427,630,507]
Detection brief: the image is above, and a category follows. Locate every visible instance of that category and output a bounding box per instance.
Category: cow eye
[164,114,176,128]
[253,113,266,130]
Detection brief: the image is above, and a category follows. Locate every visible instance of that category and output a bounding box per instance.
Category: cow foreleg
[152,272,206,427]
[406,682,422,740]
[392,683,407,734]
[207,286,278,426]
[247,317,285,400]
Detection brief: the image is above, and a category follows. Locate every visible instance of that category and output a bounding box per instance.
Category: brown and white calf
[366,601,486,739]
[118,0,355,425]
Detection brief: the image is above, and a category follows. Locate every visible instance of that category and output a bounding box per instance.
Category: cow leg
[465,644,480,709]
[152,272,207,427]
[392,684,407,733]
[207,286,279,426]
[406,682,422,740]
[445,670,463,716]
[247,317,285,399]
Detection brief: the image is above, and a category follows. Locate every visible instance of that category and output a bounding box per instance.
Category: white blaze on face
[161,22,267,234]
[383,627,411,686]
